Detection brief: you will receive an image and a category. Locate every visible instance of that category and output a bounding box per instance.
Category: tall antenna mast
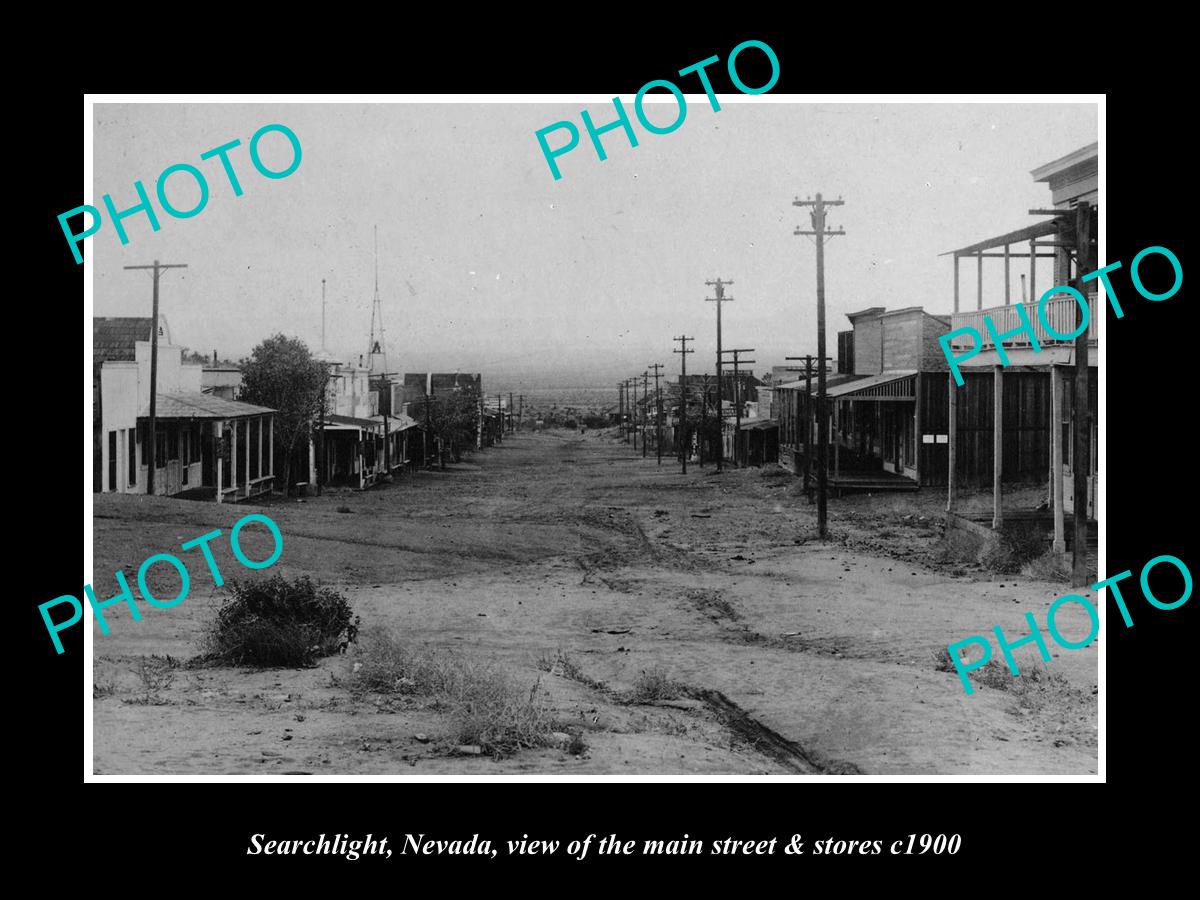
[321,277,327,351]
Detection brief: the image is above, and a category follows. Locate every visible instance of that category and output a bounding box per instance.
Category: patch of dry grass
[631,665,684,703]
[347,628,559,756]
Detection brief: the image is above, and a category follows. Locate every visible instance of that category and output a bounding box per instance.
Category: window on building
[167,425,179,460]
[128,430,137,486]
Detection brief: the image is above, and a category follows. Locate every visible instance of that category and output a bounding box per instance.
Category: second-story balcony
[947,292,1097,350]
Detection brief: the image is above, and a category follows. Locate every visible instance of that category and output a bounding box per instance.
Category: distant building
[201,365,242,400]
[93,317,275,501]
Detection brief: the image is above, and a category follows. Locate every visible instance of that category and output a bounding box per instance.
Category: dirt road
[92,430,1098,775]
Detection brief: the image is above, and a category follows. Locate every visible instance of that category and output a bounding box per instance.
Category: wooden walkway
[827,470,919,495]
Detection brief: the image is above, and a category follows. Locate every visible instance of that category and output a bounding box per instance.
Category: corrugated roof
[827,370,916,398]
[153,392,275,419]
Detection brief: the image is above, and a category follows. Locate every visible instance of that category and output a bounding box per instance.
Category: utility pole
[1072,200,1094,586]
[649,363,664,465]
[786,355,833,499]
[705,278,733,472]
[794,193,845,539]
[618,382,625,439]
[641,370,649,458]
[699,375,711,467]
[673,336,693,474]
[627,377,637,446]
[631,375,640,453]
[124,260,188,496]
[721,348,755,467]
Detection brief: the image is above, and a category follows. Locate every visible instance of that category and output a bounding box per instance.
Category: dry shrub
[348,628,557,755]
[1022,550,1071,584]
[200,575,358,667]
[981,520,1049,575]
[631,665,683,703]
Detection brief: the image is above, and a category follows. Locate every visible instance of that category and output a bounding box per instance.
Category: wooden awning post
[1051,366,1065,554]
[215,419,224,503]
[977,253,983,310]
[992,366,1003,529]
[946,376,957,513]
[953,255,960,313]
[1004,243,1011,305]
[1029,238,1036,301]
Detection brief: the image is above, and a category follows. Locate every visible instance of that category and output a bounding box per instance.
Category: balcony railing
[948,292,1097,350]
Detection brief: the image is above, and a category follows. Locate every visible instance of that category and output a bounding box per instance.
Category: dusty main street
[92,430,1098,775]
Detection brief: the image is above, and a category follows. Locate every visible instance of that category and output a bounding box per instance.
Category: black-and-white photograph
[85,98,1100,777]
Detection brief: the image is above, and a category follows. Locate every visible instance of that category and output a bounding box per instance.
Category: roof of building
[738,419,779,431]
[957,347,1083,368]
[94,317,154,366]
[1031,142,1098,183]
[153,392,275,419]
[369,413,418,432]
[776,372,864,392]
[326,413,380,431]
[826,370,917,398]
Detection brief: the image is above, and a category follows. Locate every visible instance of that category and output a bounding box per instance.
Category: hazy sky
[92,101,1097,387]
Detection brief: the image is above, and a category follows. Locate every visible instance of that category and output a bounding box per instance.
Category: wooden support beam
[992,365,1003,529]
[946,375,957,513]
[1029,238,1036,303]
[953,255,960,313]
[1004,243,1011,305]
[1051,366,1065,554]
[976,252,983,310]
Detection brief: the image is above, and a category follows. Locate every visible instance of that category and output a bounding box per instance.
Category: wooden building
[942,142,1098,541]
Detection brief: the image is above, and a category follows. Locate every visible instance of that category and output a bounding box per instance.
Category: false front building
[94,317,276,501]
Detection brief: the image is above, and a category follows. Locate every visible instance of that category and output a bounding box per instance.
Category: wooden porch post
[269,416,275,477]
[1051,365,1065,554]
[244,417,250,498]
[953,255,960,314]
[257,415,264,488]
[993,365,1003,529]
[977,252,983,310]
[230,420,239,498]
[215,420,224,503]
[1004,243,1011,305]
[833,401,840,478]
[946,375,957,513]
[1029,238,1036,301]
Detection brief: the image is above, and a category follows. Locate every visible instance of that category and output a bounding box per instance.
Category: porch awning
[738,419,778,431]
[957,347,1084,368]
[325,413,381,433]
[827,370,917,400]
[370,413,418,432]
[152,392,275,419]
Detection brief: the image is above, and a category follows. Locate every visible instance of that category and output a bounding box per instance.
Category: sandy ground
[92,430,1098,775]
